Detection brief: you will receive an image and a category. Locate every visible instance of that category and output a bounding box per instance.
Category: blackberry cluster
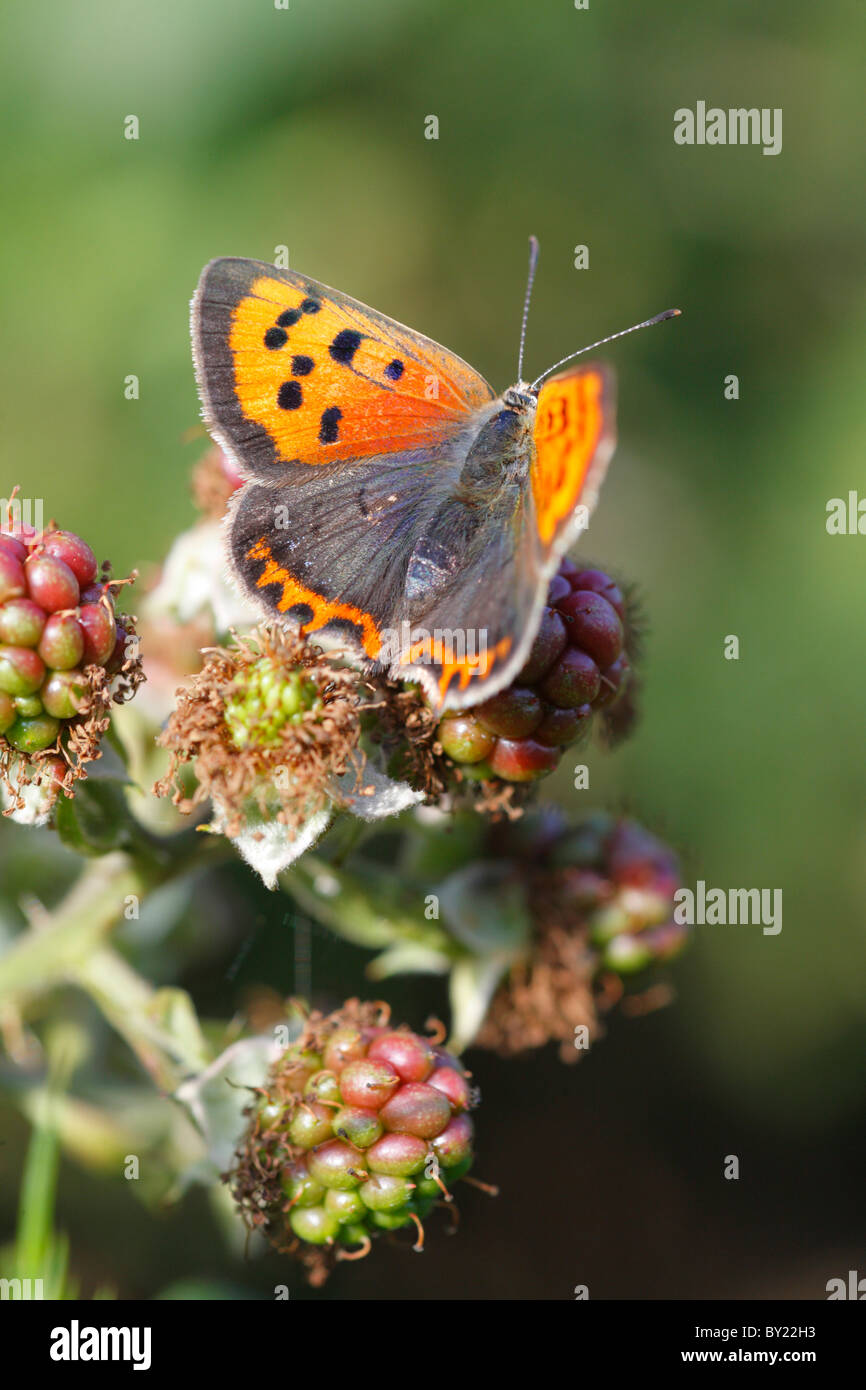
[476,810,689,1060]
[229,1004,479,1278]
[438,561,635,783]
[0,525,125,755]
[544,812,687,975]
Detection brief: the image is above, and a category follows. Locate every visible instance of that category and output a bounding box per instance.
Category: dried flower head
[371,677,536,823]
[154,624,363,839]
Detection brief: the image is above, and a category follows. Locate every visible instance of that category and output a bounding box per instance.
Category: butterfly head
[459,387,537,489]
[503,383,538,410]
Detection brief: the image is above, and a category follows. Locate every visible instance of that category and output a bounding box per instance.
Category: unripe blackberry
[0,551,26,604]
[0,647,45,697]
[0,511,143,811]
[476,810,689,1062]
[379,1082,453,1138]
[522,810,685,975]
[427,1062,472,1111]
[223,656,322,749]
[39,613,85,670]
[366,1133,428,1177]
[437,560,638,785]
[0,692,15,735]
[0,535,28,564]
[24,553,80,612]
[578,817,688,975]
[15,696,43,717]
[78,602,117,665]
[0,599,46,647]
[40,530,98,588]
[227,1002,486,1284]
[3,712,61,754]
[41,669,88,719]
[367,1030,435,1082]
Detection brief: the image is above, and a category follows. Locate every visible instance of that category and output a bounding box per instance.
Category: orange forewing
[531,367,615,546]
[228,274,493,466]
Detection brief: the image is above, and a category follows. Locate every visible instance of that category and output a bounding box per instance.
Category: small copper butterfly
[191,239,678,710]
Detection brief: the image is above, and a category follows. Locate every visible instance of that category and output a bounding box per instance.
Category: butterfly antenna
[516,235,540,383]
[528,307,681,394]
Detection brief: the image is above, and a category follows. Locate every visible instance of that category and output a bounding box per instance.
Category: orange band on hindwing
[246,537,382,658]
[401,632,513,701]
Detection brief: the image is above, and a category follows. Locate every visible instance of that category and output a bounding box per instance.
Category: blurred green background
[1,0,865,1298]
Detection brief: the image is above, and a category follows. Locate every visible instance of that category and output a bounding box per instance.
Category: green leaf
[436,863,533,1052]
[175,1036,283,1174]
[402,809,487,880]
[102,718,131,769]
[54,777,138,856]
[367,941,452,981]
[148,988,212,1072]
[437,861,532,958]
[287,856,454,955]
[448,955,510,1055]
[156,1279,260,1301]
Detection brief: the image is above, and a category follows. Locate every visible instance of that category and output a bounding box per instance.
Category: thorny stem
[0,852,153,1006]
[0,827,230,1086]
[74,947,211,1091]
[286,854,457,957]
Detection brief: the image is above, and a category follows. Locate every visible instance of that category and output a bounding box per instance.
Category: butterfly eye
[503,387,535,409]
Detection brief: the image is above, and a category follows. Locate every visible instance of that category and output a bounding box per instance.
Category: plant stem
[0,852,154,1006]
[287,855,456,957]
[0,822,228,1009]
[75,947,211,1090]
[14,1025,80,1292]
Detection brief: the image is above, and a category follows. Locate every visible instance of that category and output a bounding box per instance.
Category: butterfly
[191,239,678,710]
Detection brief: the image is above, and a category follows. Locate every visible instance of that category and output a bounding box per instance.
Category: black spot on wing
[384,359,404,381]
[277,380,302,410]
[292,355,314,376]
[301,298,321,314]
[264,327,288,350]
[329,329,363,364]
[319,407,342,443]
[277,309,301,328]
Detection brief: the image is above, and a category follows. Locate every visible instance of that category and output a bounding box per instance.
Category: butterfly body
[192,257,618,709]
